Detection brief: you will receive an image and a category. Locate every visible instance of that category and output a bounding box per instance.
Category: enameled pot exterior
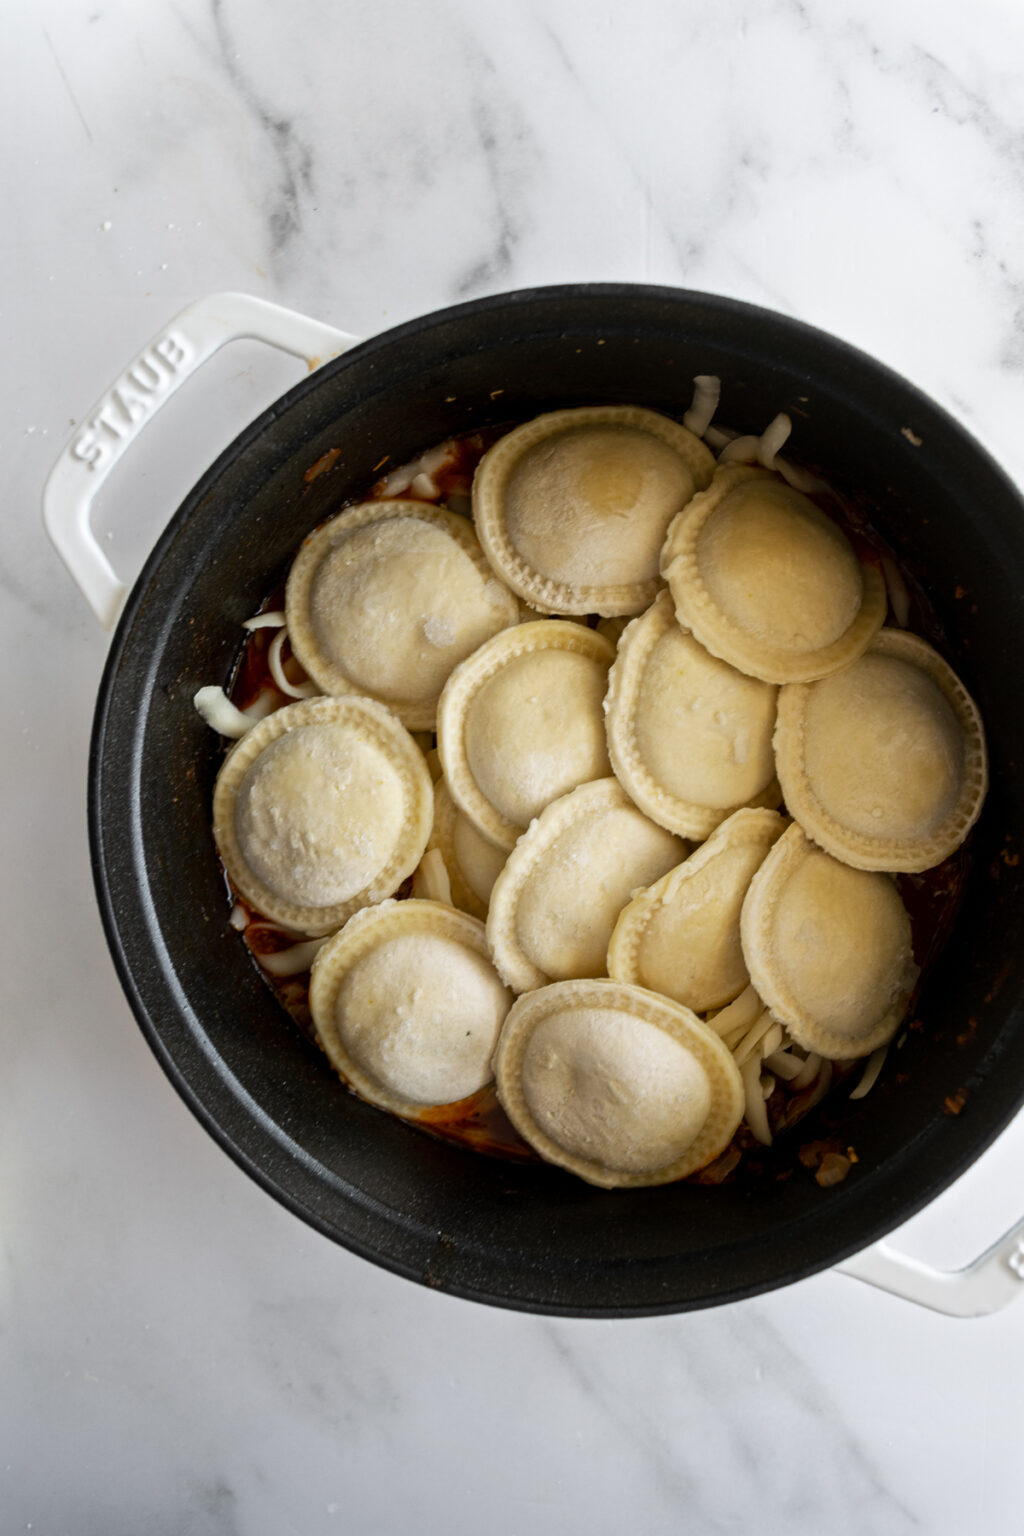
[88,284,1024,1315]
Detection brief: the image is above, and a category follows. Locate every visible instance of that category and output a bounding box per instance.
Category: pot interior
[91,285,1024,1315]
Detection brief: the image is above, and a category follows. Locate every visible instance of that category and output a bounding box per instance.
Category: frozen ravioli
[285,500,519,729]
[427,778,508,920]
[492,979,744,1187]
[212,696,433,935]
[309,900,513,1115]
[473,405,714,616]
[437,620,615,852]
[661,464,886,683]
[486,778,687,993]
[608,808,787,1013]
[604,590,780,838]
[774,629,987,872]
[740,824,918,1059]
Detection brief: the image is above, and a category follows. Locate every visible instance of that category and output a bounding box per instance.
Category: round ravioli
[486,778,687,993]
[285,500,519,729]
[428,778,508,919]
[212,696,433,935]
[608,807,787,1012]
[661,464,886,683]
[740,824,919,1059]
[473,405,715,616]
[309,900,513,1115]
[492,979,745,1187]
[774,629,988,872]
[437,620,615,851]
[605,590,781,838]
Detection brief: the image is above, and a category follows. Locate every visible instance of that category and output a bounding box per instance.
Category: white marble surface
[5,1,1024,1531]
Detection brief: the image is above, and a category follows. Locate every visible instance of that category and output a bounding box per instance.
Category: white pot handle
[42,291,361,630]
[837,1213,1024,1317]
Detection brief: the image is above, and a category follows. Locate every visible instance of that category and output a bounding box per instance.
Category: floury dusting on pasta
[195,379,988,1190]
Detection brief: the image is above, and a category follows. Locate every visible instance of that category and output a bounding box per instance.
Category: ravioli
[212,695,433,936]
[286,500,519,728]
[427,778,508,920]
[486,778,687,992]
[492,978,745,1187]
[473,405,715,616]
[661,464,886,683]
[437,620,615,851]
[608,807,786,1012]
[209,399,984,1182]
[309,899,512,1114]
[774,629,988,872]
[605,590,780,838]
[740,824,919,1059]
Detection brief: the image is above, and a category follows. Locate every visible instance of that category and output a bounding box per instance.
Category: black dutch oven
[80,284,1024,1315]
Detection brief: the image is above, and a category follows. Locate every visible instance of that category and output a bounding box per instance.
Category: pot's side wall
[91,286,1024,1314]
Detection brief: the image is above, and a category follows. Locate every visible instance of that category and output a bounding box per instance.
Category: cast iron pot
[71,284,1024,1316]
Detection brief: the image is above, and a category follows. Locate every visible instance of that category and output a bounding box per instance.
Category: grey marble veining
[4,1,1024,1532]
